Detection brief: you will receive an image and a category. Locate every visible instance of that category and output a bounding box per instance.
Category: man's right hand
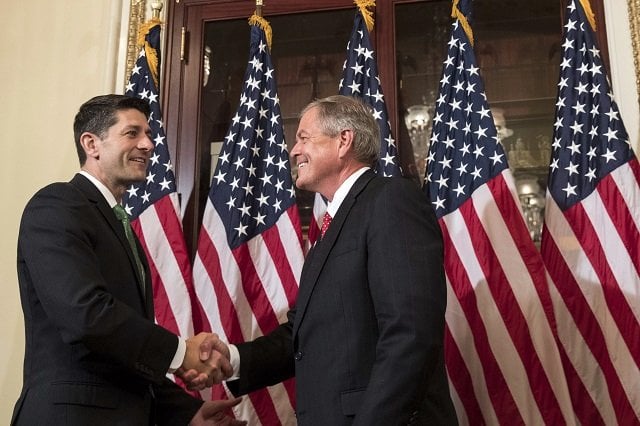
[177,332,232,388]
[178,333,232,390]
[199,333,231,361]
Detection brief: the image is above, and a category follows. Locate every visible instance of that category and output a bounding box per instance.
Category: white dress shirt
[79,170,186,372]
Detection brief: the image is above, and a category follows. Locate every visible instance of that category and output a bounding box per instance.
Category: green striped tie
[113,204,146,290]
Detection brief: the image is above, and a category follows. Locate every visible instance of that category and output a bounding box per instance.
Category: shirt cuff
[169,337,186,373]
[228,344,240,379]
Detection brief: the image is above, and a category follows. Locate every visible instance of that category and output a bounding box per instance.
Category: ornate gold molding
[125,0,147,88]
[628,0,640,104]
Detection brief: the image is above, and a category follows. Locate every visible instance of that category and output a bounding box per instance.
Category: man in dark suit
[12,95,245,425]
[196,95,457,425]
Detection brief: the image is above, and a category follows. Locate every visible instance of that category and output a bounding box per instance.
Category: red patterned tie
[320,212,332,238]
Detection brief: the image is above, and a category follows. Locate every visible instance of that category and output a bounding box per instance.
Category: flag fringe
[354,0,376,32]
[249,14,273,51]
[137,18,162,89]
[451,0,474,46]
[579,0,597,32]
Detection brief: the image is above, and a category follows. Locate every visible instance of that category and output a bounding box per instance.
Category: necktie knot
[113,204,129,223]
[320,212,332,238]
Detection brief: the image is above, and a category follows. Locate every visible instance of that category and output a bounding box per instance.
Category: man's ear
[80,132,100,159]
[337,129,354,159]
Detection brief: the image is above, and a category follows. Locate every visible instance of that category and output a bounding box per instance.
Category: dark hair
[73,95,151,166]
[301,95,380,166]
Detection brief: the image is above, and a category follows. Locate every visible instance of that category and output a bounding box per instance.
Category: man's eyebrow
[121,124,148,133]
[122,123,141,130]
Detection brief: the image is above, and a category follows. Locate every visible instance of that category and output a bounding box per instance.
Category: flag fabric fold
[339,5,401,178]
[425,0,575,424]
[308,2,401,246]
[123,21,202,358]
[192,15,304,425]
[541,0,640,423]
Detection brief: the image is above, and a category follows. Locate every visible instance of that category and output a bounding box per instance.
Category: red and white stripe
[541,158,640,425]
[442,170,575,425]
[132,192,196,339]
[132,192,201,393]
[193,198,304,425]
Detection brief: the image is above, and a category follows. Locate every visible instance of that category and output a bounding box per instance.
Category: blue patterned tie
[113,204,146,289]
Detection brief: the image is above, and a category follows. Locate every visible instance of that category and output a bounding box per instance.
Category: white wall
[0,0,126,421]
[605,0,640,151]
[0,0,637,422]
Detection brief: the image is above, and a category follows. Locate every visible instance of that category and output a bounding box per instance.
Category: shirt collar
[79,170,118,208]
[325,167,369,217]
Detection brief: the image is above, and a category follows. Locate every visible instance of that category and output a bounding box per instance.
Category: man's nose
[140,134,154,151]
[291,140,302,156]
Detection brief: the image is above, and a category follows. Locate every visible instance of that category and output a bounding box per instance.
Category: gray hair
[301,95,380,166]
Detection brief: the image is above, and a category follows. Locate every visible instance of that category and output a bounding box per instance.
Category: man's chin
[124,175,147,186]
[295,177,310,192]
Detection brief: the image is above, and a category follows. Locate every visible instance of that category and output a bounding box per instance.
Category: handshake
[176,333,232,390]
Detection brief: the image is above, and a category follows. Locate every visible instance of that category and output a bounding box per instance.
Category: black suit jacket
[12,173,202,425]
[229,170,457,425]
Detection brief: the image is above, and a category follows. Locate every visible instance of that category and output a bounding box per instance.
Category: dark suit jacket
[12,173,202,425]
[229,170,457,425]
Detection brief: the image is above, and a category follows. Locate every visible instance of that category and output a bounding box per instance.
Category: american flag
[192,17,304,425]
[123,22,201,358]
[540,0,640,424]
[307,5,401,245]
[425,1,575,424]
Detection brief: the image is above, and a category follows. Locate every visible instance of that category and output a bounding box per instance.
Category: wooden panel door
[159,0,608,252]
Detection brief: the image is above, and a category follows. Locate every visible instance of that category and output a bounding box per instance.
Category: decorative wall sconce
[404,103,431,178]
[516,177,545,242]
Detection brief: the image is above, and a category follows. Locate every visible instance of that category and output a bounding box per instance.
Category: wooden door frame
[148,0,608,254]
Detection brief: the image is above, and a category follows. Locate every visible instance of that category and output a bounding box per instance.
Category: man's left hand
[189,397,247,426]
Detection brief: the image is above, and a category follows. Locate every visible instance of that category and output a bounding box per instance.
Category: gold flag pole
[136,1,164,89]
[354,0,375,33]
[150,0,163,19]
[578,0,597,31]
[451,0,474,46]
[124,0,164,89]
[249,0,272,50]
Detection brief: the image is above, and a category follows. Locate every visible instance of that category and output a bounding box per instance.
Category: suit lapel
[293,170,376,338]
[70,174,151,316]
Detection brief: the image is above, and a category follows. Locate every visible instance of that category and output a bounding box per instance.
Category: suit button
[294,351,304,361]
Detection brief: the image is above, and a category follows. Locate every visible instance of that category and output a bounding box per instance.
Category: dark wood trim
[375,0,424,179]
[160,0,612,255]
[177,0,354,19]
[376,0,397,145]
[591,0,611,73]
[163,0,186,214]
